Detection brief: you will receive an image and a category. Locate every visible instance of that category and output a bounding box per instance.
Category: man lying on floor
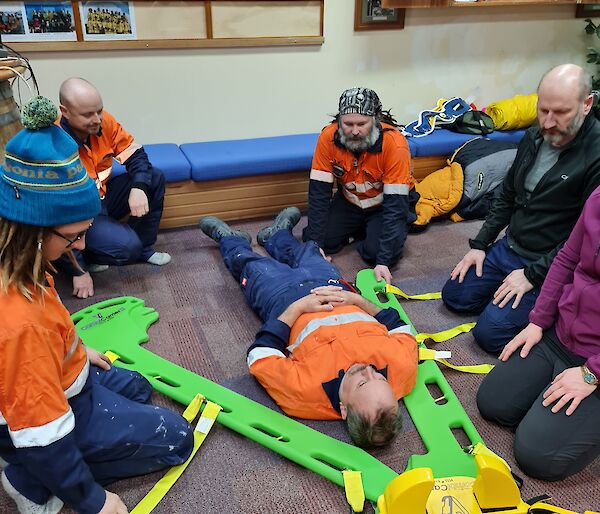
[199,207,418,449]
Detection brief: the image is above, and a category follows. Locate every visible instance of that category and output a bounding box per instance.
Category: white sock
[146,252,171,266]
[2,471,64,514]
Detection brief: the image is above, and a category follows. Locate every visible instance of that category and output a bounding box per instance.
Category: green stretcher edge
[73,296,397,503]
[355,269,483,479]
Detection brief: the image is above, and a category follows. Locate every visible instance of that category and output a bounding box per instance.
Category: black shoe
[256,207,301,246]
[198,216,251,243]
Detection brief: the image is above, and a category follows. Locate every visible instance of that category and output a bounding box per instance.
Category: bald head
[59,78,104,140]
[536,64,594,147]
[59,77,102,108]
[538,64,592,102]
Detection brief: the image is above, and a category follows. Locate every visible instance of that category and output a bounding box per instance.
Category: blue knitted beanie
[0,96,100,227]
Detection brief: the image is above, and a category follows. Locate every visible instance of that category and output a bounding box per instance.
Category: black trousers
[304,191,417,266]
[477,328,600,481]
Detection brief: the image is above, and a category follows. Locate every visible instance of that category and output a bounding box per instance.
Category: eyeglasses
[50,225,91,248]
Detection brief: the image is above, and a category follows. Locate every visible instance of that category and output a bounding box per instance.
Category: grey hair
[345,405,402,449]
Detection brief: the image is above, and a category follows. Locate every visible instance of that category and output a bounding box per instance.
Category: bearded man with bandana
[303,87,418,285]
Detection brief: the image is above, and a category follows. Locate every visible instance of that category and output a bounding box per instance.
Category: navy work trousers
[302,190,418,266]
[220,229,347,322]
[441,236,538,354]
[477,328,600,481]
[0,366,193,504]
[85,168,166,265]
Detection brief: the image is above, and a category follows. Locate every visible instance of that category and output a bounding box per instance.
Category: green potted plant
[585,18,600,117]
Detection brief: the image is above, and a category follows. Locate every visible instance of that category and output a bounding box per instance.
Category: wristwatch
[581,365,599,386]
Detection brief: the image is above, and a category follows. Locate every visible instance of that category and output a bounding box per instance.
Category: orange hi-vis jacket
[310,122,413,210]
[0,275,108,510]
[59,111,142,199]
[0,275,89,446]
[247,304,418,420]
[306,122,414,266]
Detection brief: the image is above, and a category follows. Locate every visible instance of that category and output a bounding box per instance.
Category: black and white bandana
[338,87,382,117]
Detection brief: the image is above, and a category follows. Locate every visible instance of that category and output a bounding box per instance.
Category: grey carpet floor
[1,216,598,513]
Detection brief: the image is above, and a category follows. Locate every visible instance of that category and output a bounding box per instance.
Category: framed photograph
[576,4,600,18]
[23,2,76,41]
[0,2,27,42]
[354,0,405,31]
[80,1,136,41]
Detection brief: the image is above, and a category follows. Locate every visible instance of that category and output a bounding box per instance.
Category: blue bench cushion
[111,143,191,182]
[180,133,319,181]
[408,129,527,158]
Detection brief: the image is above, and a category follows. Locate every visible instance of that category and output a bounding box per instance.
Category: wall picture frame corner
[354,0,405,31]
[576,3,600,19]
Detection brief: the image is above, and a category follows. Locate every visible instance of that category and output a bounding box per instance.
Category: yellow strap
[342,470,365,513]
[416,322,476,343]
[131,400,222,514]
[182,393,205,422]
[434,359,493,375]
[386,285,441,301]
[528,504,600,514]
[104,351,120,363]
[469,442,511,471]
[419,348,493,375]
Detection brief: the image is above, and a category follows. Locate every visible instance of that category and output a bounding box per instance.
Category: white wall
[26,1,590,144]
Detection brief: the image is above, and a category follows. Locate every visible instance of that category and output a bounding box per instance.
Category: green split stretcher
[73,270,597,514]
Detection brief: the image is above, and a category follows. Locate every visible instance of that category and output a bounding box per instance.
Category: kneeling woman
[0,97,193,514]
[477,183,600,481]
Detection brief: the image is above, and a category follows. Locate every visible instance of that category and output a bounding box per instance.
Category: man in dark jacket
[442,64,600,353]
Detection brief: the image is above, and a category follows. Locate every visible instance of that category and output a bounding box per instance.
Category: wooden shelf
[10,36,324,53]
[382,0,577,7]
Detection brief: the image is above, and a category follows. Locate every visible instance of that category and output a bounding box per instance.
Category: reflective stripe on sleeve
[310,169,334,183]
[9,408,75,448]
[247,347,286,367]
[63,332,80,363]
[287,312,379,353]
[115,142,142,164]
[383,184,410,195]
[64,360,90,399]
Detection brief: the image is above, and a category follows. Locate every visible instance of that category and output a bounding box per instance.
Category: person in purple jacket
[477,184,600,481]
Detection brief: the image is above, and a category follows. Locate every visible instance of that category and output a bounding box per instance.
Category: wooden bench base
[160,155,447,229]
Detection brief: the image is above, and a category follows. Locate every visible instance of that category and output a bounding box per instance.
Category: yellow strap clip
[104,351,121,364]
[342,470,365,513]
[386,285,442,301]
[419,347,493,375]
[131,397,222,514]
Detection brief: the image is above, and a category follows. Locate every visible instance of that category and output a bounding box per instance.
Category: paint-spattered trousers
[0,366,193,506]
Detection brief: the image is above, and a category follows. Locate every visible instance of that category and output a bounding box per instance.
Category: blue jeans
[441,236,539,353]
[220,229,345,321]
[1,366,193,503]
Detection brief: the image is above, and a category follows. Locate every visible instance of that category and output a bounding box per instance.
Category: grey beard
[338,123,381,152]
[540,106,584,147]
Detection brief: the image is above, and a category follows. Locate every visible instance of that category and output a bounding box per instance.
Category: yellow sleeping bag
[414,160,464,227]
[486,93,537,130]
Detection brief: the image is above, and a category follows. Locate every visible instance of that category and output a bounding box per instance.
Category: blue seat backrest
[180,134,319,181]
[111,143,191,183]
